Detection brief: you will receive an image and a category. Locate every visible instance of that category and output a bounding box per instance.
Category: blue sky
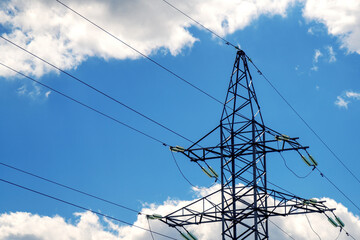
[0,0,360,239]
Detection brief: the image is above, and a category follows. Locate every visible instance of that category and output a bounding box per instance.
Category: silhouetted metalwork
[161,50,334,240]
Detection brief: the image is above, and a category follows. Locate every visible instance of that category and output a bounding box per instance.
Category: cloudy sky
[0,0,359,239]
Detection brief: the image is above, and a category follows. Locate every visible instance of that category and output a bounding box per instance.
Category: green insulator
[170,146,185,152]
[152,214,162,219]
[180,232,191,240]
[208,166,219,178]
[309,155,318,166]
[175,146,185,152]
[301,155,312,166]
[281,134,290,140]
[187,231,198,240]
[328,217,339,227]
[309,198,318,204]
[335,216,345,227]
[275,134,290,141]
[146,215,155,220]
[201,167,213,178]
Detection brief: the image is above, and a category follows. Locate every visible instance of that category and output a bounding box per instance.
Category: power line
[335,230,342,240]
[0,177,178,240]
[247,58,360,187]
[5,2,358,237]
[0,62,168,147]
[57,0,360,194]
[147,217,156,240]
[315,167,360,213]
[0,36,195,145]
[160,0,239,50]
[305,214,322,240]
[268,219,295,240]
[55,0,224,107]
[170,151,196,188]
[158,0,360,193]
[3,154,355,239]
[277,141,314,179]
[52,0,360,205]
[267,180,295,196]
[279,152,314,179]
[0,158,301,239]
[0,161,139,214]
[278,147,360,213]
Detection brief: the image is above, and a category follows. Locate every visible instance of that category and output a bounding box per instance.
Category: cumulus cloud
[335,91,360,109]
[1,0,359,81]
[0,0,295,78]
[303,0,360,54]
[1,184,359,240]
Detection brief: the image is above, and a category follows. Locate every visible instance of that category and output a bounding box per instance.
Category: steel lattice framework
[158,50,334,239]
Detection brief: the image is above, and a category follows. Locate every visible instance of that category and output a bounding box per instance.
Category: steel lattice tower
[156,50,334,239]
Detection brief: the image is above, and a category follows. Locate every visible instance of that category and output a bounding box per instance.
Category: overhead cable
[248,57,360,187]
[158,0,360,189]
[305,214,322,240]
[0,177,178,240]
[160,0,239,50]
[55,0,224,107]
[0,36,194,145]
[0,62,168,147]
[170,151,197,188]
[315,167,360,213]
[279,152,314,179]
[0,161,139,214]
[269,219,296,240]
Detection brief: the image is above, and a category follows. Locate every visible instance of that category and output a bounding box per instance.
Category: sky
[0,0,360,239]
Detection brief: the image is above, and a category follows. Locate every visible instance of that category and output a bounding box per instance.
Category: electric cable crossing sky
[0,0,359,239]
[148,50,347,240]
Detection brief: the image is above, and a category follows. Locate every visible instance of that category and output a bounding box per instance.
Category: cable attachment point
[275,134,291,141]
[147,214,163,220]
[301,155,318,167]
[170,145,185,152]
[201,166,218,180]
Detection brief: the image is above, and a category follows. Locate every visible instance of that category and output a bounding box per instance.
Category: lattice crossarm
[159,189,223,226]
[257,188,335,217]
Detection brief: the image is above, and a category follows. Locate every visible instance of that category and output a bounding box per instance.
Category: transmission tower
[153,50,334,239]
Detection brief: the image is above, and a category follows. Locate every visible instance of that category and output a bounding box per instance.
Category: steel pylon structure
[157,50,334,239]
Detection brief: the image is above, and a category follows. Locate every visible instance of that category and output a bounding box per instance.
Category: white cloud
[335,96,350,109]
[0,0,359,82]
[310,49,322,71]
[335,90,360,109]
[327,46,336,62]
[346,91,360,100]
[1,184,359,240]
[0,211,119,240]
[45,90,51,98]
[17,85,27,95]
[310,65,318,71]
[0,0,295,78]
[313,49,322,63]
[303,0,360,54]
